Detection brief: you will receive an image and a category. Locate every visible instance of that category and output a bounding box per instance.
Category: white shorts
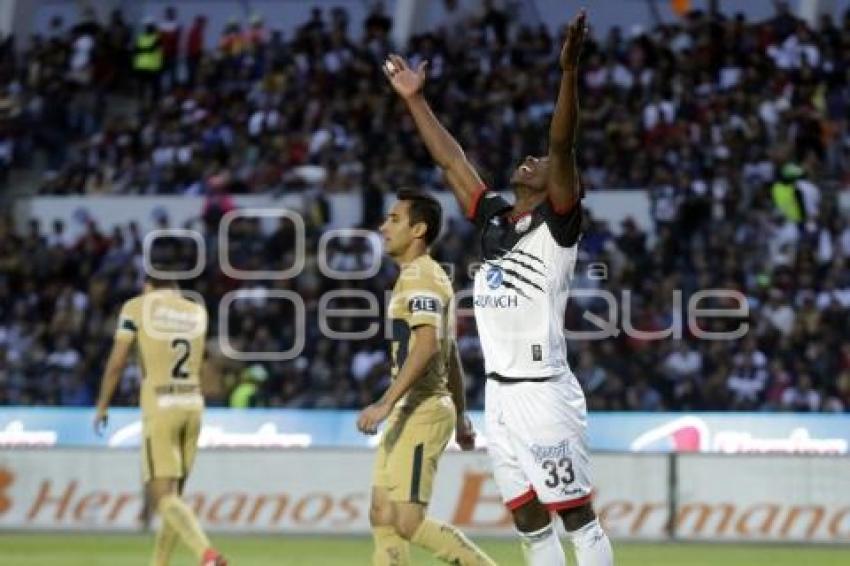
[485,372,594,512]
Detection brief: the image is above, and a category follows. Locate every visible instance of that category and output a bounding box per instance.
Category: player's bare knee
[512,499,551,533]
[557,503,596,532]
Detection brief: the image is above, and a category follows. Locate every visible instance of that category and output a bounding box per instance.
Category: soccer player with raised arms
[94,275,227,566]
[357,190,496,565]
[383,9,614,566]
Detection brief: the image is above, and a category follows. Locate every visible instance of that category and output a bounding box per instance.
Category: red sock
[201,548,224,565]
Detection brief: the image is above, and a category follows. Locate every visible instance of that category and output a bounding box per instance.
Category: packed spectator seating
[1,3,850,411]
[7,3,846,196]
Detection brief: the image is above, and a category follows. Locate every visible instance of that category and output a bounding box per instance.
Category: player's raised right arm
[383,54,485,216]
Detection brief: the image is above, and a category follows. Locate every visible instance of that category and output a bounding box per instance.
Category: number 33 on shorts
[541,456,575,489]
[526,439,591,503]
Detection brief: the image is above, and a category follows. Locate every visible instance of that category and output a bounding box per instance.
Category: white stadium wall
[1,449,848,543]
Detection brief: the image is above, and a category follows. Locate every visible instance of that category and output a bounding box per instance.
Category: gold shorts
[141,407,202,483]
[372,396,456,504]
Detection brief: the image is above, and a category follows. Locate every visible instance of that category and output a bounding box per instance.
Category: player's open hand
[382,54,428,100]
[560,8,588,70]
[357,402,391,435]
[93,406,108,436]
[456,414,476,451]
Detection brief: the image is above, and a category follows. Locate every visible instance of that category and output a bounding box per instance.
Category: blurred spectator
[185,16,207,87]
[727,355,769,410]
[134,17,162,105]
[780,374,821,411]
[364,2,392,41]
[627,378,664,411]
[661,342,703,404]
[159,6,181,90]
[229,363,268,408]
[760,288,796,336]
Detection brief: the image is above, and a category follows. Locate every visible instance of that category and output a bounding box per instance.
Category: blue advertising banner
[0,408,847,454]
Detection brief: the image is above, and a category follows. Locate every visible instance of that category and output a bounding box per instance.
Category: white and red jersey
[467,189,583,379]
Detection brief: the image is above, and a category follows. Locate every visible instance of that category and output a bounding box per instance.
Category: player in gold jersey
[357,190,496,565]
[94,276,227,566]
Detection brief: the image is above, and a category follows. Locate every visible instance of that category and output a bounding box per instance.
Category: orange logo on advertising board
[0,467,13,514]
[21,477,367,528]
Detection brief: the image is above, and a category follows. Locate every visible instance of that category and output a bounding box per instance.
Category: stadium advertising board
[1,409,848,455]
[0,450,848,542]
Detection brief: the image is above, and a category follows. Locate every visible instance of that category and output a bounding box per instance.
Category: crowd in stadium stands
[1,2,850,411]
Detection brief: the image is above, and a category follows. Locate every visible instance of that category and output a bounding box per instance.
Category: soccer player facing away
[94,276,227,566]
[357,190,496,566]
[383,10,614,566]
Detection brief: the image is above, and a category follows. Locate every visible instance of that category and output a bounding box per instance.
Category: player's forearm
[549,68,579,150]
[405,94,466,169]
[379,342,439,408]
[96,367,121,410]
[447,344,467,417]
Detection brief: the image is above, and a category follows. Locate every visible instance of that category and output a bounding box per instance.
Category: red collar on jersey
[507,210,532,223]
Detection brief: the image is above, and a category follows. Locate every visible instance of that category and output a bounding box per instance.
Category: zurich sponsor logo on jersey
[486,266,503,289]
[474,294,519,308]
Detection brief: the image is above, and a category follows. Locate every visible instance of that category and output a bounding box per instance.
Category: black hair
[145,274,179,289]
[396,189,442,245]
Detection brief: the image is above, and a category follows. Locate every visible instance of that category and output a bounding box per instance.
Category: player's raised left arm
[94,339,132,434]
[357,325,439,435]
[547,9,587,214]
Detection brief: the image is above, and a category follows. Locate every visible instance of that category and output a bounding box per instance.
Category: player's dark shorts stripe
[391,319,411,371]
[410,443,424,503]
[138,342,147,380]
[145,437,155,478]
[501,256,546,277]
[178,423,187,478]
